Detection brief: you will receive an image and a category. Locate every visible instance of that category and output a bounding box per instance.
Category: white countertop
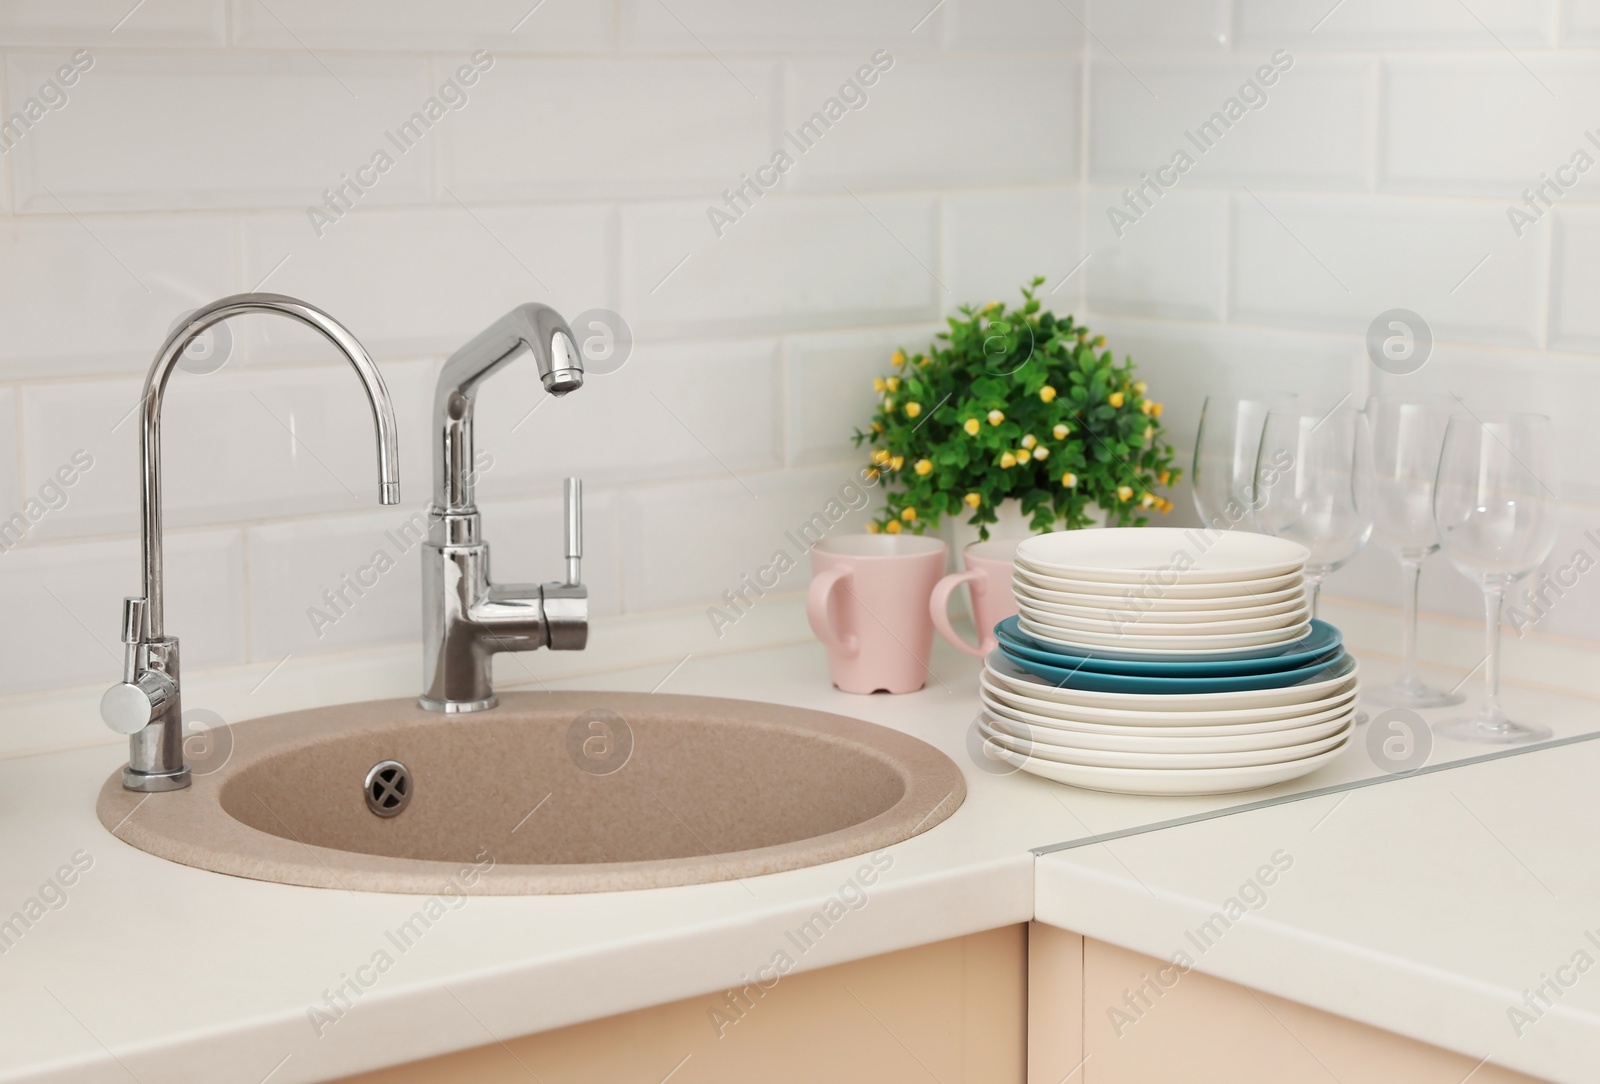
[1,599,1597,1083]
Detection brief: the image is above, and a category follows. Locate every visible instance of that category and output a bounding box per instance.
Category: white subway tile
[0,2,225,46]
[620,464,877,612]
[478,490,621,618]
[784,325,937,467]
[1230,193,1544,347]
[1381,58,1598,196]
[1565,0,1600,45]
[229,0,612,51]
[1088,56,1374,191]
[238,205,616,365]
[1237,0,1556,50]
[1086,188,1226,321]
[782,56,1078,190]
[441,58,778,201]
[9,53,432,213]
[623,194,941,337]
[943,189,1084,314]
[947,0,1085,51]
[472,336,783,495]
[19,360,437,540]
[0,215,236,378]
[1549,208,1600,351]
[619,0,940,52]
[0,529,245,696]
[1089,0,1230,50]
[0,390,17,518]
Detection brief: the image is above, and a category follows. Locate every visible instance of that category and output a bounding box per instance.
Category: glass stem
[1397,555,1424,691]
[1482,583,1506,725]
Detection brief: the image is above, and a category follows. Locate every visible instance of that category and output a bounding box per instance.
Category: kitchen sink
[97,692,966,894]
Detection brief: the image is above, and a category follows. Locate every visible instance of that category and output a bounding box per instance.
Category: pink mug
[807,534,948,694]
[930,538,1021,658]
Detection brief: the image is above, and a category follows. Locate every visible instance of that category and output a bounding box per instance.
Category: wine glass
[1254,404,1374,619]
[1365,397,1465,708]
[1193,394,1297,531]
[1433,413,1559,744]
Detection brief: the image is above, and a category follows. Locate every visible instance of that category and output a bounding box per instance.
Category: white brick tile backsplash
[1089,0,1230,50]
[1236,0,1557,50]
[620,464,877,613]
[781,56,1079,191]
[1381,58,1598,195]
[238,205,616,365]
[8,53,433,214]
[0,389,17,519]
[1086,187,1227,321]
[1564,0,1600,45]
[0,1,225,47]
[619,0,942,53]
[0,529,245,695]
[784,325,937,467]
[946,0,1085,51]
[0,215,236,378]
[943,189,1084,314]
[1088,56,1375,191]
[441,58,779,202]
[229,0,613,52]
[1549,208,1600,351]
[623,194,941,337]
[1229,193,1545,347]
[19,360,437,541]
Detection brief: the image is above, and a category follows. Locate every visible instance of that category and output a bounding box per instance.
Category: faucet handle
[120,596,147,645]
[563,477,582,586]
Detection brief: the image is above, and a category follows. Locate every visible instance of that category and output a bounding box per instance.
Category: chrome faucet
[100,294,401,792]
[419,303,588,713]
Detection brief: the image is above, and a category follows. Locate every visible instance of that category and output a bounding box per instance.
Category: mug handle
[930,569,993,659]
[807,567,859,656]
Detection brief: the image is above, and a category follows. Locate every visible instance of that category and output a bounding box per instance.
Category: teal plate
[995,617,1344,677]
[997,644,1352,694]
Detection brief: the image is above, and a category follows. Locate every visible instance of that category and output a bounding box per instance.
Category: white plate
[980,716,1352,769]
[978,676,1361,734]
[1018,616,1312,654]
[1014,565,1306,601]
[985,736,1352,795]
[1016,528,1309,584]
[1016,604,1311,636]
[983,649,1360,713]
[1011,588,1310,624]
[981,702,1355,754]
[1013,579,1308,613]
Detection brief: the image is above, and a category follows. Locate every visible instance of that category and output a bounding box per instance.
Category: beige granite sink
[97,692,965,895]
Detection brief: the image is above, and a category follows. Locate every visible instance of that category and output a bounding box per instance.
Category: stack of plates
[981,529,1358,795]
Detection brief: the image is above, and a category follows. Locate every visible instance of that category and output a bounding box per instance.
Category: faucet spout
[107,292,401,791]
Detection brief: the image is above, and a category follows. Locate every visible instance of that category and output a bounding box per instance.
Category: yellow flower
[1117,485,1134,502]
[916,354,929,367]
[1033,447,1049,461]
[1134,380,1147,395]
[1053,423,1070,440]
[1158,470,1171,485]
[871,421,884,435]
[864,467,880,482]
[886,376,900,392]
[1061,471,1078,488]
[1141,400,1155,416]
[964,492,982,508]
[871,448,891,466]
[889,455,905,472]
[901,507,917,523]
[1015,448,1030,463]
[1039,385,1057,403]
[904,401,922,418]
[891,349,906,368]
[873,378,886,393]
[1000,452,1017,469]
[914,458,934,476]
[983,301,1001,314]
[1158,498,1174,514]
[866,521,882,534]
[1151,402,1164,417]
[963,418,981,436]
[1092,335,1106,348]
[1108,391,1125,408]
[1143,425,1154,441]
[885,519,903,534]
[1020,434,1037,450]
[987,409,1005,426]
[884,398,895,413]
[1141,492,1156,509]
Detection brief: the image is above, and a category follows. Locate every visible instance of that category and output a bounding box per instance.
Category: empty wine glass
[1366,396,1465,708]
[1193,394,1297,531]
[1433,413,1560,744]
[1254,404,1374,619]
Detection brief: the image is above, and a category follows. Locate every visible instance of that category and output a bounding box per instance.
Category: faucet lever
[564,477,583,586]
[118,596,146,684]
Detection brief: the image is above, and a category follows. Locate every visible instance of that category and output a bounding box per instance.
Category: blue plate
[998,644,1351,694]
[994,616,1343,677]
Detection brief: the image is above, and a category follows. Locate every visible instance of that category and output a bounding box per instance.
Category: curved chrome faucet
[101,293,401,792]
[421,303,588,713]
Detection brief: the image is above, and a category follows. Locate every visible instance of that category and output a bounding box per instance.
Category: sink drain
[364,760,411,818]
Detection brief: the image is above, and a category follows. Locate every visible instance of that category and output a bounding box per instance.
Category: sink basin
[97,692,966,894]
